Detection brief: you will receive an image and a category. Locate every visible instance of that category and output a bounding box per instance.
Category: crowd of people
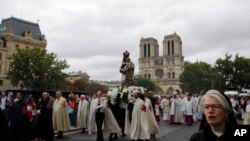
[1,89,250,141]
[0,89,161,141]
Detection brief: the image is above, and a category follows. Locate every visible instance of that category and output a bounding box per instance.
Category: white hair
[204,89,232,114]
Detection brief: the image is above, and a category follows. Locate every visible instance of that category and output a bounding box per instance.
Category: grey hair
[204,89,232,114]
[42,92,49,96]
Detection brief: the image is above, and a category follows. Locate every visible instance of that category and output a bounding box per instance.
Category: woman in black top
[189,89,237,141]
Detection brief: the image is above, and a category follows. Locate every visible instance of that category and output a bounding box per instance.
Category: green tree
[232,54,250,89]
[132,75,157,92]
[214,53,250,90]
[179,61,218,93]
[214,53,234,90]
[85,82,109,94]
[7,48,69,90]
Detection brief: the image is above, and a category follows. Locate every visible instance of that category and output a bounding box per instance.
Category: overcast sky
[1,0,250,81]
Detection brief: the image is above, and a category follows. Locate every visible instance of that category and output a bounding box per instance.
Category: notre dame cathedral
[139,32,184,95]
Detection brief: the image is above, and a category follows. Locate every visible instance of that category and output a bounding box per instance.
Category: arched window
[148,74,151,79]
[0,80,3,86]
[144,44,147,57]
[168,72,171,78]
[172,40,174,54]
[172,72,175,79]
[0,52,2,60]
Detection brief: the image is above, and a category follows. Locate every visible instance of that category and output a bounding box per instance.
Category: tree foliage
[7,48,69,90]
[180,54,250,93]
[132,75,158,92]
[179,61,219,93]
[63,79,109,94]
[214,53,250,90]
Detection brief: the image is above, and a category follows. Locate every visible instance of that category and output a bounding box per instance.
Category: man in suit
[89,91,106,141]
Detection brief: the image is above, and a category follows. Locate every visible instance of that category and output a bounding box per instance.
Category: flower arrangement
[107,86,146,108]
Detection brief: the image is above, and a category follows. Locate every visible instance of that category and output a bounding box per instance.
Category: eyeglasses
[203,104,222,110]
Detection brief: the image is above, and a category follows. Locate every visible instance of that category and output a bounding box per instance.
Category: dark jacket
[0,109,9,141]
[37,99,54,141]
[190,124,234,141]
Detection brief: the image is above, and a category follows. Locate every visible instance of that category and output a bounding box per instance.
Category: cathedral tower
[139,33,184,95]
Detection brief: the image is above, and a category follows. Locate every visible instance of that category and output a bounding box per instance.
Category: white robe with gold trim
[52,97,71,131]
[77,99,89,128]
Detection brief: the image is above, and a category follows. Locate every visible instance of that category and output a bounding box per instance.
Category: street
[54,121,200,141]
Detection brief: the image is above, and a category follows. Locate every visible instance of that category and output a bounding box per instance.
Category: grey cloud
[1,0,250,81]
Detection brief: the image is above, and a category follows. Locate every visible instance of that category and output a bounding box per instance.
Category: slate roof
[0,17,43,41]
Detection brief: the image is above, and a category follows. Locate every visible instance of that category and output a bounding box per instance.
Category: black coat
[190,124,234,141]
[0,109,9,141]
[37,99,54,141]
[9,99,30,141]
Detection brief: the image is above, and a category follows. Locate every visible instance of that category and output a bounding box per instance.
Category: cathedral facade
[139,32,184,95]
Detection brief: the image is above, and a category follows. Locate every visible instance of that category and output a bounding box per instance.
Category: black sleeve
[189,131,205,141]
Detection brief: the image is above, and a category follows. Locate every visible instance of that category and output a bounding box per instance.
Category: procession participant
[88,91,106,141]
[197,91,205,120]
[88,93,98,135]
[124,92,135,136]
[161,96,169,121]
[127,89,150,141]
[93,91,105,141]
[37,92,54,141]
[0,92,7,111]
[182,93,195,125]
[144,92,160,139]
[193,93,199,122]
[9,92,30,141]
[104,97,121,141]
[169,93,177,124]
[155,95,161,123]
[189,89,237,141]
[52,91,70,139]
[243,95,250,125]
[108,93,126,139]
[174,94,184,124]
[77,95,89,133]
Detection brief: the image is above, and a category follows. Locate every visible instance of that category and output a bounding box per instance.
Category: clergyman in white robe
[145,97,160,138]
[182,95,195,125]
[77,95,89,133]
[125,90,150,140]
[174,96,184,124]
[88,97,98,134]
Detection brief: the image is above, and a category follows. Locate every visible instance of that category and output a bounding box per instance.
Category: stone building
[0,17,47,91]
[139,32,184,95]
[67,71,90,83]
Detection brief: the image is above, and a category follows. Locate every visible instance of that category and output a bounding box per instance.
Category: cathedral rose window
[155,69,164,79]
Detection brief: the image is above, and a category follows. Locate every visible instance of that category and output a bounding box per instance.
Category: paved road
[54,121,200,141]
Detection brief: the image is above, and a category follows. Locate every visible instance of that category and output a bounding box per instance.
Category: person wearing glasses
[189,89,237,141]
